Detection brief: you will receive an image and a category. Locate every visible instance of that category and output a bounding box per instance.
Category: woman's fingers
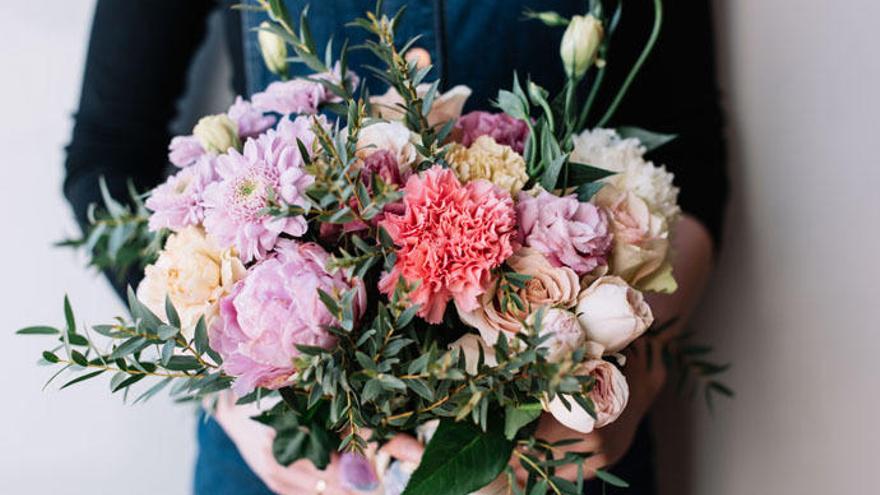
[379,433,424,464]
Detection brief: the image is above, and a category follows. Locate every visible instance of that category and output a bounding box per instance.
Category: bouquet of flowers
[19,1,729,493]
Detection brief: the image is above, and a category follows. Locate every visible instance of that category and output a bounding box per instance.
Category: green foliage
[402,418,514,495]
[56,178,166,282]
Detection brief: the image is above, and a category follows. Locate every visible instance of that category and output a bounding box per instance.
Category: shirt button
[404,47,432,69]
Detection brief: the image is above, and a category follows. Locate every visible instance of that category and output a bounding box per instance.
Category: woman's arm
[64,0,215,229]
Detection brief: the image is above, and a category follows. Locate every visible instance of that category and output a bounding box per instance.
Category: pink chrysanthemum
[145,157,216,232]
[209,241,365,395]
[226,95,277,138]
[516,188,613,274]
[455,111,530,154]
[167,96,276,168]
[202,116,322,261]
[379,165,518,323]
[252,63,359,115]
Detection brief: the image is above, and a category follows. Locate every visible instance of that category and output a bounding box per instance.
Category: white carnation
[571,128,680,222]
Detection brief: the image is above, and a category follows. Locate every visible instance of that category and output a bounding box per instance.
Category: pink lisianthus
[145,157,216,232]
[168,96,276,168]
[379,166,517,323]
[516,188,613,275]
[203,115,321,262]
[252,63,358,115]
[209,241,365,396]
[454,111,529,154]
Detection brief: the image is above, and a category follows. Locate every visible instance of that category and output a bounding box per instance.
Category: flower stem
[596,0,663,128]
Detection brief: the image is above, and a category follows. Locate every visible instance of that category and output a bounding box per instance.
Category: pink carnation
[516,189,613,275]
[167,96,276,167]
[209,241,365,395]
[455,111,529,154]
[379,166,517,323]
[145,157,216,231]
[203,116,321,261]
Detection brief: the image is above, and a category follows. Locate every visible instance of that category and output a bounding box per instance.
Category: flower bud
[193,114,240,154]
[560,15,604,80]
[258,21,288,76]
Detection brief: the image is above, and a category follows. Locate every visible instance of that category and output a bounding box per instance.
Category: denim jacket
[238,0,584,108]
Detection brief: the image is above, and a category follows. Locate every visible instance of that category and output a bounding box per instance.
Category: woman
[65,1,727,493]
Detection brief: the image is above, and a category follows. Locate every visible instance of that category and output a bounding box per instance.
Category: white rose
[136,227,246,338]
[529,308,585,363]
[560,14,604,79]
[448,334,497,375]
[571,128,679,222]
[257,21,288,76]
[575,276,653,355]
[545,359,629,433]
[193,114,240,155]
[356,120,418,171]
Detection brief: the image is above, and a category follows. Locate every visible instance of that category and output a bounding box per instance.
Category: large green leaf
[616,126,677,152]
[556,162,615,189]
[402,418,514,495]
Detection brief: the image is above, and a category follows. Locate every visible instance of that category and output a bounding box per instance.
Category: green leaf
[595,469,630,488]
[160,340,176,367]
[164,356,203,371]
[556,162,615,189]
[194,316,209,355]
[63,295,76,334]
[164,296,181,328]
[16,326,59,335]
[59,370,105,390]
[495,90,529,121]
[540,154,569,190]
[575,182,606,201]
[109,337,147,360]
[504,402,543,440]
[402,418,515,495]
[156,325,179,340]
[616,126,677,152]
[42,351,60,364]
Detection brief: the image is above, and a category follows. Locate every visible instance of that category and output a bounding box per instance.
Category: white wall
[655,1,880,494]
[0,2,230,494]
[0,1,877,494]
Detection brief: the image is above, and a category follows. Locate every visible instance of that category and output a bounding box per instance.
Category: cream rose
[576,275,653,355]
[446,135,528,194]
[136,226,246,337]
[545,359,629,433]
[370,84,472,128]
[449,334,498,376]
[594,184,676,292]
[457,247,580,345]
[529,308,586,363]
[356,120,418,172]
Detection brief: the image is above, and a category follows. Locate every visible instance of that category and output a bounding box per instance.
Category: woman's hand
[212,392,355,495]
[511,337,668,486]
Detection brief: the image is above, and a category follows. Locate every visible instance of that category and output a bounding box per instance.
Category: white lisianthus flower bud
[560,15,604,80]
[576,276,654,355]
[258,21,288,76]
[193,114,240,154]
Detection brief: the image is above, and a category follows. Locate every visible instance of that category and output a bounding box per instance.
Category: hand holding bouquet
[20,1,729,493]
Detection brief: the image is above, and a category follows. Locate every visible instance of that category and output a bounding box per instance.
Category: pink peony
[202,116,321,261]
[516,188,613,275]
[455,111,529,154]
[167,96,276,168]
[252,63,358,115]
[145,157,216,231]
[209,240,365,396]
[379,166,517,323]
